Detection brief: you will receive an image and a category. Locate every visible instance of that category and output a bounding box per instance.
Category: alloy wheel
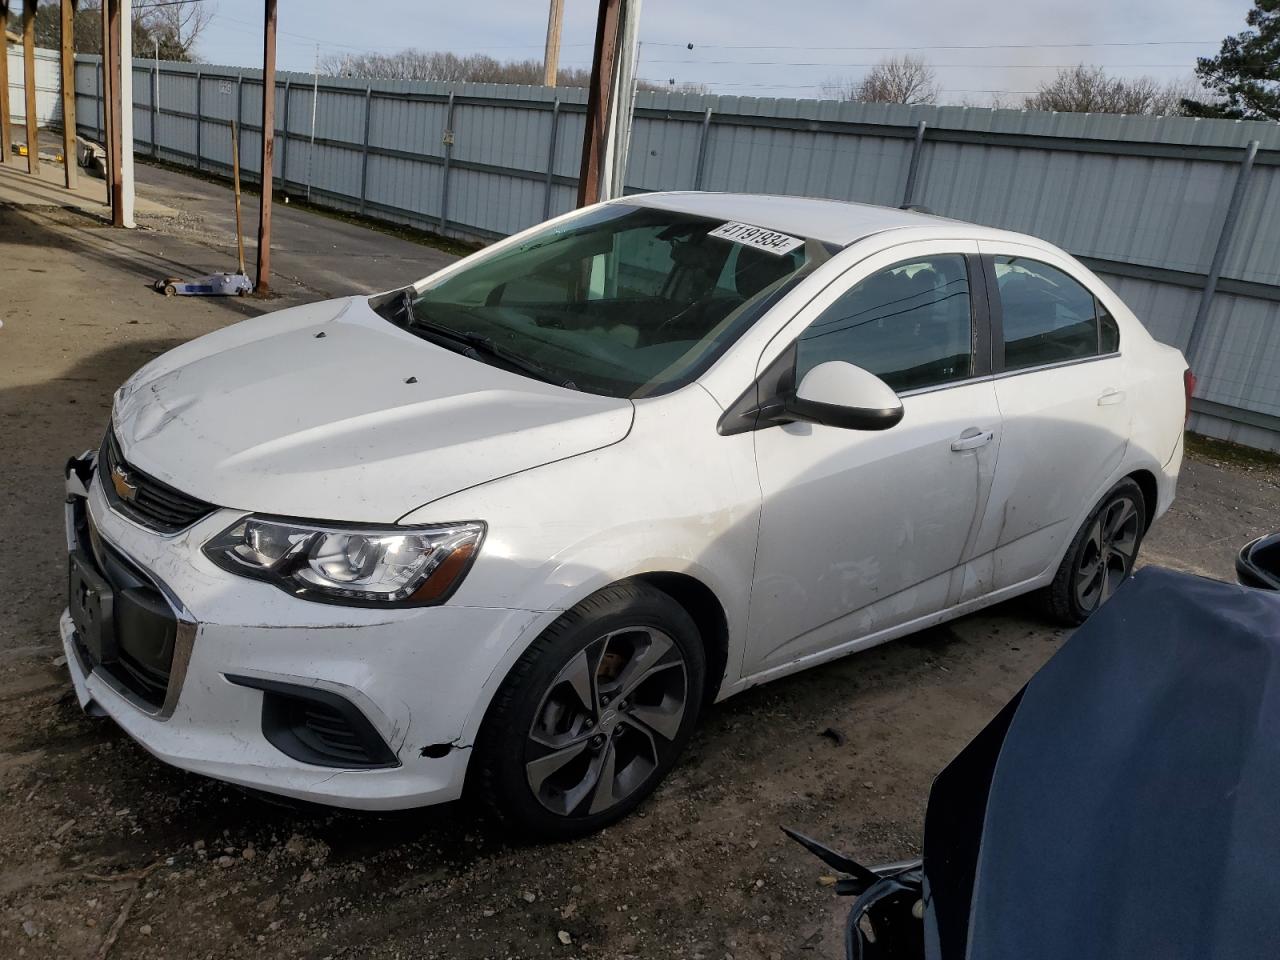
[1074,495,1141,612]
[525,626,689,817]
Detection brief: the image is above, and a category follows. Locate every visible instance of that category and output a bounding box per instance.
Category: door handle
[1097,388,1126,406]
[950,428,994,452]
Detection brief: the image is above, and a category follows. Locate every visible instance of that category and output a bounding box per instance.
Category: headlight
[203,516,485,606]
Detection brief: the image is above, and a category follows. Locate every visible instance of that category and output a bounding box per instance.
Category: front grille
[75,507,179,710]
[100,430,215,534]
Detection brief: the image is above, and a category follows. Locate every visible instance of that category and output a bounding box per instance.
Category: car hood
[111,297,634,522]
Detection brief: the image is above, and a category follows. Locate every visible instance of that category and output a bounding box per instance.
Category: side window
[994,257,1116,370]
[795,255,973,393]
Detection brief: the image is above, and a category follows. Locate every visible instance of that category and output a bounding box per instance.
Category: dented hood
[111,297,634,522]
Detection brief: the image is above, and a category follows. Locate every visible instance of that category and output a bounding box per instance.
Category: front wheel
[1042,478,1147,625]
[471,582,705,841]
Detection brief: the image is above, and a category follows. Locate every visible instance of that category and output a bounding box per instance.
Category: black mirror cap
[782,393,904,431]
[1237,533,1280,591]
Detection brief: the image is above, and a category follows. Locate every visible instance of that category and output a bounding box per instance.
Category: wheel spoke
[526,740,590,795]
[1075,561,1102,609]
[612,629,677,700]
[561,648,601,717]
[1100,567,1116,603]
[586,742,618,814]
[625,697,685,742]
[1104,499,1136,542]
[1086,518,1103,557]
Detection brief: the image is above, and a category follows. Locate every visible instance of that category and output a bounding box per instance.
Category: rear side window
[795,255,974,393]
[994,257,1118,370]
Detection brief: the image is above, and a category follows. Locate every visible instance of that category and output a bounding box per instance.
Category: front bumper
[61,455,544,809]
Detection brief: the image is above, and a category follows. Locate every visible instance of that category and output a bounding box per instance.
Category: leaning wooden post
[22,0,38,174]
[0,1,12,164]
[60,0,76,188]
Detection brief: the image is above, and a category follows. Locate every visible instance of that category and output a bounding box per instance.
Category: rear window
[994,257,1118,370]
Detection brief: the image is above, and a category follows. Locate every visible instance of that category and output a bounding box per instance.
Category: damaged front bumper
[60,453,543,809]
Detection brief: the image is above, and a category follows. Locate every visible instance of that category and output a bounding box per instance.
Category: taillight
[1183,368,1197,423]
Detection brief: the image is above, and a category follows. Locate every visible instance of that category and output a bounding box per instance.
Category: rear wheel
[1043,478,1147,625]
[471,582,705,841]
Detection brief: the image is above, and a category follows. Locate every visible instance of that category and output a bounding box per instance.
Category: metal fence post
[359,85,373,215]
[1185,139,1260,366]
[279,79,291,192]
[693,106,714,190]
[150,65,158,157]
[438,90,456,232]
[902,120,927,206]
[194,70,202,170]
[235,73,243,175]
[542,98,561,220]
[96,61,103,142]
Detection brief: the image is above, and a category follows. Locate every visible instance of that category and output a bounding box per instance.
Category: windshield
[383,204,825,398]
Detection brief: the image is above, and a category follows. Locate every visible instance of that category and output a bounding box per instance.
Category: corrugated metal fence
[73,56,1280,451]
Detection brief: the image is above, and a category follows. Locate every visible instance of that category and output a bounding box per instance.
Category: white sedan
[61,193,1190,839]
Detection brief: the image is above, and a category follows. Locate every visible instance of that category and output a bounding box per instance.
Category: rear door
[975,242,1131,590]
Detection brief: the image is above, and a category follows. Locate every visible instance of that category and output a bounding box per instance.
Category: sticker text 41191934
[707,221,805,256]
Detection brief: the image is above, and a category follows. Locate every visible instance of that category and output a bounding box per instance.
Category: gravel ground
[1,189,1277,960]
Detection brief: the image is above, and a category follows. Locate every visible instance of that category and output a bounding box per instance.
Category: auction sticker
[708,221,804,256]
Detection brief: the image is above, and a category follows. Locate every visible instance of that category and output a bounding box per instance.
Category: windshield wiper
[406,315,578,391]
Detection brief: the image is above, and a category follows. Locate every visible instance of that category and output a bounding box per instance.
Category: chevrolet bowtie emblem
[111,463,139,502]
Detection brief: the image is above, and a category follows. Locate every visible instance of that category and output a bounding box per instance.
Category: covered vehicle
[801,565,1280,959]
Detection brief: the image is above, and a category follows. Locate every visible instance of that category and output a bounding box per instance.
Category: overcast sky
[192,0,1252,105]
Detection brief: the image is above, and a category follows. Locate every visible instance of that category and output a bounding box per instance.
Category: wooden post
[576,0,621,207]
[256,0,277,294]
[22,0,38,174]
[104,0,123,223]
[60,0,76,188]
[0,1,12,165]
[542,0,563,87]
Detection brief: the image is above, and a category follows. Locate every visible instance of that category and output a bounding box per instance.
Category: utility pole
[542,0,564,88]
[577,0,642,206]
[256,0,277,294]
[22,0,38,174]
[576,0,621,206]
[60,0,77,188]
[0,1,12,166]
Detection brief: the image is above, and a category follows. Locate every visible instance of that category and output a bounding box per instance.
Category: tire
[471,581,706,841]
[1042,478,1147,625]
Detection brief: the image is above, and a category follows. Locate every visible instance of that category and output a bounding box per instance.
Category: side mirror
[780,361,904,431]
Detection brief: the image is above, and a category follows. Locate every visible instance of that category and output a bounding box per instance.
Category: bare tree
[822,54,940,105]
[323,49,705,93]
[1025,65,1201,115]
[135,0,213,61]
[31,0,211,60]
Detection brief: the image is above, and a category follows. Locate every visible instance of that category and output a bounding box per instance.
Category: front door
[744,243,1001,677]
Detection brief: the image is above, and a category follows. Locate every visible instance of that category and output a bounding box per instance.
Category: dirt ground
[2,168,1278,960]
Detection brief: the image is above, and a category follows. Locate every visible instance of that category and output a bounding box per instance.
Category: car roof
[624,191,965,247]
